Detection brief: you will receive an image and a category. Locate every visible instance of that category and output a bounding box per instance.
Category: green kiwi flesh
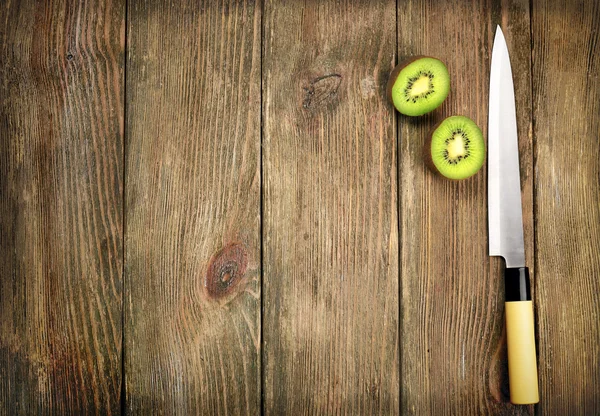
[386,56,450,116]
[425,116,485,180]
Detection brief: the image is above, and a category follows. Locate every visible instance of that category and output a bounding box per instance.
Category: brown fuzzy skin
[386,55,436,106]
[423,119,444,176]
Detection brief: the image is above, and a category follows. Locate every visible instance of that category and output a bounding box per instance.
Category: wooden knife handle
[505,267,539,404]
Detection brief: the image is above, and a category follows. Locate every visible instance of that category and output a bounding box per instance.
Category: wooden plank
[124,1,261,413]
[532,0,600,413]
[398,0,534,413]
[262,0,398,413]
[0,0,124,413]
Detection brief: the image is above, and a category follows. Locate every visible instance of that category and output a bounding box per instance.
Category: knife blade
[488,26,525,269]
[488,26,539,405]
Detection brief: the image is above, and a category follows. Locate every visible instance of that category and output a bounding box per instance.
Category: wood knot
[303,74,342,110]
[205,242,248,299]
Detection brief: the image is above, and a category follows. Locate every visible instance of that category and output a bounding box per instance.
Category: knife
[488,26,539,405]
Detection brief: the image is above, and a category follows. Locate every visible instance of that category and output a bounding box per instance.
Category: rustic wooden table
[1,0,599,414]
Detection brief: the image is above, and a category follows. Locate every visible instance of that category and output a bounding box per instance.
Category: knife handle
[505,267,539,404]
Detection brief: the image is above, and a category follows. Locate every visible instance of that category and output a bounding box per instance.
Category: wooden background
[1,0,598,414]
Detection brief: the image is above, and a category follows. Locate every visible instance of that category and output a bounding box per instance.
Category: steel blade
[488,26,525,268]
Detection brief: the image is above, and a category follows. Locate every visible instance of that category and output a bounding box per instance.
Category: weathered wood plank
[0,0,124,413]
[262,0,399,413]
[532,0,600,413]
[398,0,534,413]
[125,1,261,413]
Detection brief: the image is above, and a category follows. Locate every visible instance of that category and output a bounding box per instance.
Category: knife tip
[493,25,507,48]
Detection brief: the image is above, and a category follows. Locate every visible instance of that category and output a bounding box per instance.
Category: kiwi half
[386,56,450,116]
[424,115,485,180]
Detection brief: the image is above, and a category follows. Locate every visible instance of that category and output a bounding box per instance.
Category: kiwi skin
[423,116,485,180]
[385,55,426,106]
[423,119,446,176]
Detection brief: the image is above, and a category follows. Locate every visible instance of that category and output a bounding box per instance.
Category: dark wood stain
[0,0,124,413]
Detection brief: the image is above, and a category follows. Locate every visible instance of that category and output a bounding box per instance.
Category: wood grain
[0,0,124,413]
[1,0,598,411]
[532,0,600,413]
[262,0,399,413]
[398,0,534,414]
[124,1,261,413]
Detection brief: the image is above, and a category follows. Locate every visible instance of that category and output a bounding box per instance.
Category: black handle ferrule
[505,267,531,301]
